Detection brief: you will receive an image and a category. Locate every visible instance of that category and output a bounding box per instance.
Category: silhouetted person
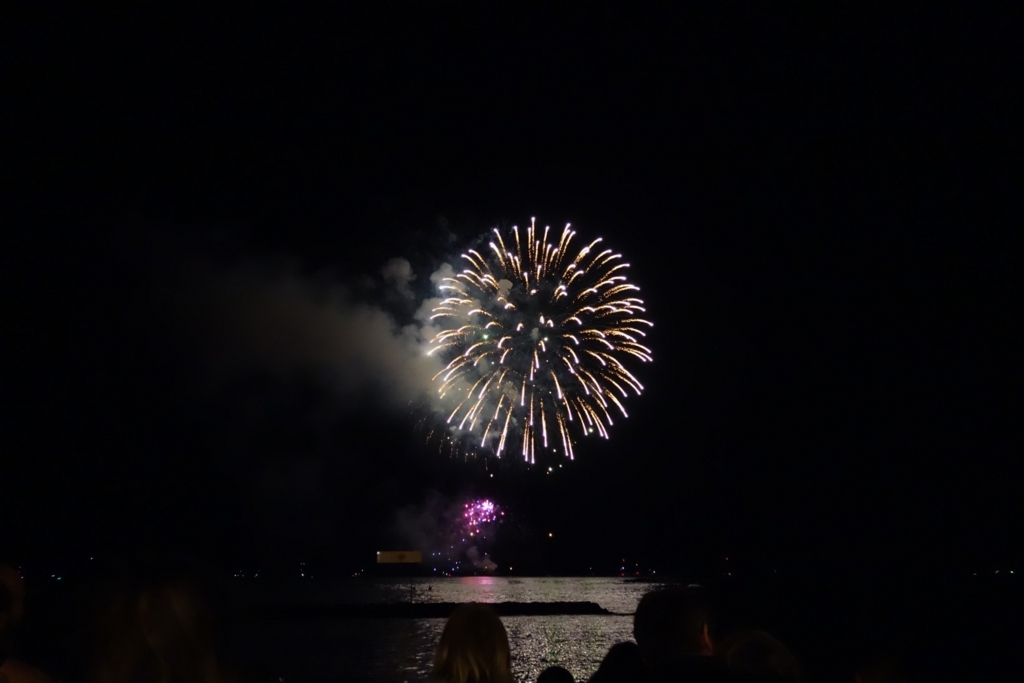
[720,630,800,682]
[633,588,737,683]
[90,574,225,683]
[854,654,905,683]
[0,575,14,660]
[588,641,645,683]
[537,665,575,683]
[432,603,514,683]
[0,565,52,683]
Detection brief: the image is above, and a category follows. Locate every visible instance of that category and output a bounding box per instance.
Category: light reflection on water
[243,615,634,683]
[259,576,658,614]
[239,577,660,683]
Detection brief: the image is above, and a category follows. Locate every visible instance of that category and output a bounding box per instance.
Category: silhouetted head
[721,630,801,682]
[0,565,25,632]
[633,589,712,665]
[0,580,13,637]
[537,665,574,683]
[433,603,513,683]
[589,641,645,683]
[92,575,222,683]
[599,641,643,670]
[855,654,905,683]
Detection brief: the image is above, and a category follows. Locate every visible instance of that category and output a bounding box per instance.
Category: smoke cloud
[168,234,525,452]
[393,492,501,574]
[381,257,417,301]
[466,546,498,572]
[180,256,448,410]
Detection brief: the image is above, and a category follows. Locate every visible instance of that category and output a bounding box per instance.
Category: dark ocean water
[232,577,657,683]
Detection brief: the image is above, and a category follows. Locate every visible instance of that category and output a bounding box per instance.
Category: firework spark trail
[429,218,653,462]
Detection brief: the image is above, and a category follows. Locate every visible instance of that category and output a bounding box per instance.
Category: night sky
[6,5,1020,578]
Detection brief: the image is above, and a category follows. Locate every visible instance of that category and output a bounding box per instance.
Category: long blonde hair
[433,603,514,683]
[92,578,223,683]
